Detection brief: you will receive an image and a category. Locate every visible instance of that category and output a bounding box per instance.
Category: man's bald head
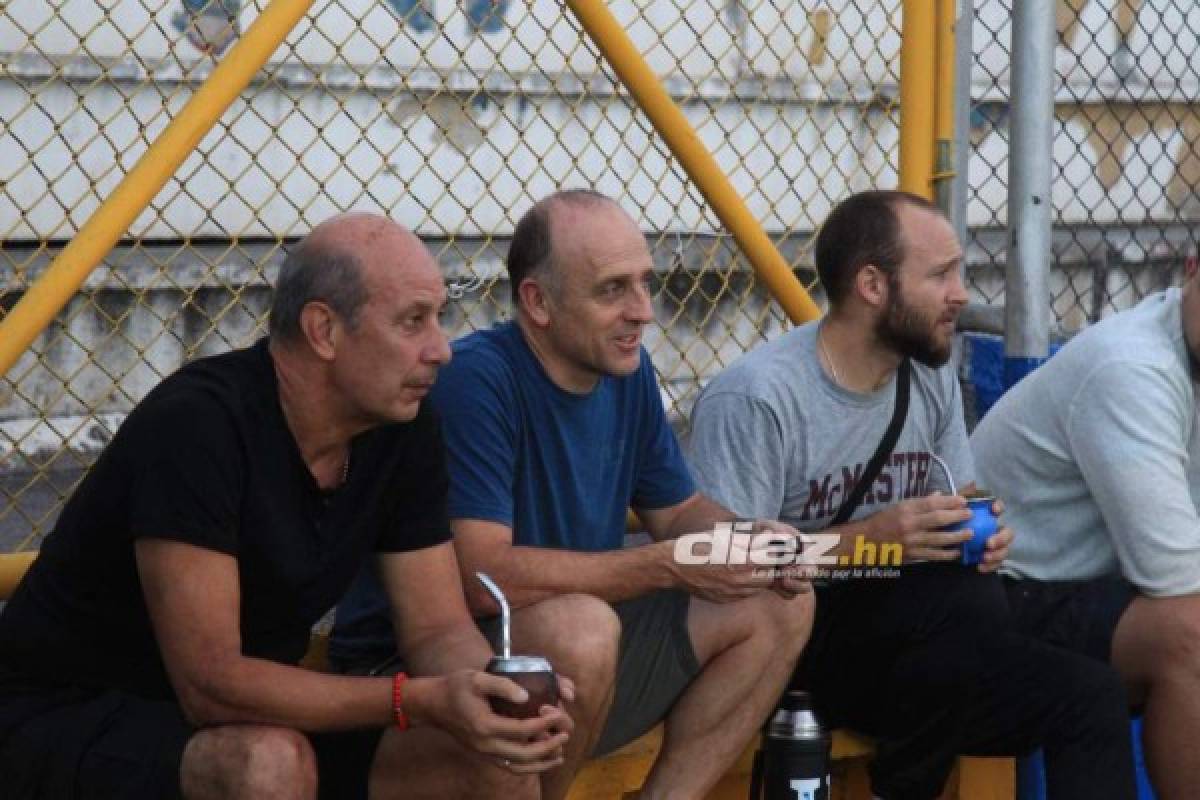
[506,189,620,307]
[269,213,422,342]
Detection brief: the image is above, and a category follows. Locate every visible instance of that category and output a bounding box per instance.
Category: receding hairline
[309,213,434,283]
[892,199,957,265]
[850,191,947,266]
[305,212,418,256]
[539,192,632,273]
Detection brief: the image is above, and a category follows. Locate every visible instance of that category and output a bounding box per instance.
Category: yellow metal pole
[563,0,822,324]
[900,0,937,199]
[0,0,315,378]
[0,551,37,598]
[933,0,957,208]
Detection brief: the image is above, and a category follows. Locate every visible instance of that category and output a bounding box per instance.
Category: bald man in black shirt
[0,214,615,800]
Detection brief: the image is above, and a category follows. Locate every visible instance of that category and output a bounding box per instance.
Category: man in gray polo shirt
[972,258,1200,799]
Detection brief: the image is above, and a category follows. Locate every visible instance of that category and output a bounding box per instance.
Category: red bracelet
[392,672,410,731]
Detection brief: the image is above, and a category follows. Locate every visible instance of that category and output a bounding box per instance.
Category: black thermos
[749,690,831,800]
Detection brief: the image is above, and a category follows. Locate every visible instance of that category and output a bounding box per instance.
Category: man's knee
[370,729,541,800]
[473,764,541,800]
[1115,595,1200,688]
[183,725,317,800]
[1037,658,1133,756]
[529,593,621,677]
[512,593,619,724]
[692,590,813,666]
[1149,603,1200,679]
[240,728,317,799]
[751,590,815,663]
[1065,659,1130,716]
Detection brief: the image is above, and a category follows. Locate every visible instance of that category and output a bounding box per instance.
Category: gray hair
[269,237,369,342]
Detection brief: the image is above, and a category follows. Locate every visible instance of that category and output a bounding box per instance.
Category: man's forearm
[638,492,735,542]
[402,624,495,677]
[659,494,735,539]
[177,654,396,732]
[464,540,680,612]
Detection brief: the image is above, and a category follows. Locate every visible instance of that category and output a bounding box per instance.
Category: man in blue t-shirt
[334,190,812,797]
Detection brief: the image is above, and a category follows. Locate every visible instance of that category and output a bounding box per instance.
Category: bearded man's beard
[876,291,953,367]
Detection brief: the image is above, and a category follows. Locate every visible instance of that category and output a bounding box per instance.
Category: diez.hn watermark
[674,521,902,571]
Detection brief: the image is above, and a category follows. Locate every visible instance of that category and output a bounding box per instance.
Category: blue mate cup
[957,495,999,566]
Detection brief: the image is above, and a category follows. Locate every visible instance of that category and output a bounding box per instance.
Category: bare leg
[181,725,317,800]
[369,726,539,800]
[638,590,814,799]
[507,593,621,800]
[1111,593,1200,800]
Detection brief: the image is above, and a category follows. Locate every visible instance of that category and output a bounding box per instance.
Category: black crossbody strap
[829,359,911,526]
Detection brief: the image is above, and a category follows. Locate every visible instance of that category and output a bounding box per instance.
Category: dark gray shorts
[594,588,701,755]
[477,588,700,755]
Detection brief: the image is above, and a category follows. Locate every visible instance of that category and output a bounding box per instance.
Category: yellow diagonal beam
[563,0,822,324]
[0,0,315,377]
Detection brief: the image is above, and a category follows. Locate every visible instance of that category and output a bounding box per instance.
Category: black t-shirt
[0,340,450,700]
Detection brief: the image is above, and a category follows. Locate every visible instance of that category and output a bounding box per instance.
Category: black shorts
[0,678,384,800]
[1003,574,1138,663]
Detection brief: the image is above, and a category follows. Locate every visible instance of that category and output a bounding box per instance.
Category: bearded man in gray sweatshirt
[972,257,1200,800]
[689,189,1136,800]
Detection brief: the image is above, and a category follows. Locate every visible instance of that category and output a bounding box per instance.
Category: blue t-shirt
[330,321,694,665]
[434,321,694,550]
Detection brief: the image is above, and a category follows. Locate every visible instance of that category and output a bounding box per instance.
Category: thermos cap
[767,708,824,739]
[767,691,825,739]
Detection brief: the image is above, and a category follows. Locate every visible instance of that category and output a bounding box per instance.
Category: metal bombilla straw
[929,453,958,497]
[476,572,511,659]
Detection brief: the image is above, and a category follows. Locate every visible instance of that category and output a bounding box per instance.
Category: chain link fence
[967,0,1200,334]
[11,1,1195,551]
[0,0,905,549]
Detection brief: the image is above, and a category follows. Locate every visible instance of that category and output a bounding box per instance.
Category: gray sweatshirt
[971,288,1200,596]
[686,322,973,531]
